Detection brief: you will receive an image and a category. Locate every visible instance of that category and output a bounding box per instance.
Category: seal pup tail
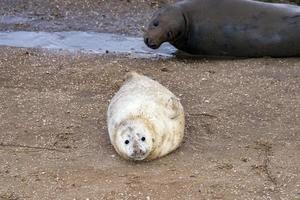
[124,71,141,81]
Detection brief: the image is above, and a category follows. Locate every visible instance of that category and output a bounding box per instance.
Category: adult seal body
[107,72,185,161]
[144,0,300,57]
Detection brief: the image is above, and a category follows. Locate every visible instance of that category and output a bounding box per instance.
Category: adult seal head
[144,0,300,57]
[144,5,187,49]
[107,72,185,161]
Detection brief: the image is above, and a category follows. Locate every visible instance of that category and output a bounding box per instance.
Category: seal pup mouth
[129,154,148,161]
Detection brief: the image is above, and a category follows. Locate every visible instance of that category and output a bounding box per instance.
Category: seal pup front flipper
[166,96,182,119]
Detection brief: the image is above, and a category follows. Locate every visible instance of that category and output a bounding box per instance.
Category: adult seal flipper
[144,0,300,57]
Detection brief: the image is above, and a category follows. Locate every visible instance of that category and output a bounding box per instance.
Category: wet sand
[0,0,300,200]
[0,0,172,36]
[0,47,299,200]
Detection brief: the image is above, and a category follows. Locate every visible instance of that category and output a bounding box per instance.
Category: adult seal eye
[141,137,146,141]
[153,20,159,27]
[125,140,130,144]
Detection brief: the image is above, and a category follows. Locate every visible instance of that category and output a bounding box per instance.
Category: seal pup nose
[132,142,146,156]
[131,148,147,160]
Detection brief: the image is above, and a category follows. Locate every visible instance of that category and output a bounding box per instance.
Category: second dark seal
[144,0,300,57]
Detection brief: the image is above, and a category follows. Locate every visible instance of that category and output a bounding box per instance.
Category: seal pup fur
[107,72,185,161]
[144,0,300,57]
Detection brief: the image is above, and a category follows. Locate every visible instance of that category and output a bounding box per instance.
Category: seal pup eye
[153,20,159,27]
[125,140,130,144]
[141,137,146,141]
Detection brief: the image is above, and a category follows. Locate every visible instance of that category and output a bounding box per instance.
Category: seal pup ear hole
[125,140,130,145]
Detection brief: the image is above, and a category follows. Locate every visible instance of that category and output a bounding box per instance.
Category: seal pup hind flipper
[166,96,182,119]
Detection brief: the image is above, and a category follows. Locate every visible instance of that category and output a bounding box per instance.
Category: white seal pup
[107,72,185,161]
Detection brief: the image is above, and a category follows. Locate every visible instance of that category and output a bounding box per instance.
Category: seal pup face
[115,120,154,161]
[144,6,186,49]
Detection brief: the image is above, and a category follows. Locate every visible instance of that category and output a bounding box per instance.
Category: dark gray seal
[144,0,300,57]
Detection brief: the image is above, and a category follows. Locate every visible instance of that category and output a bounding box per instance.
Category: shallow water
[0,16,34,24]
[0,31,176,58]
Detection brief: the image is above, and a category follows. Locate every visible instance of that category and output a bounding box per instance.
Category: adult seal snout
[107,72,185,161]
[144,0,300,57]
